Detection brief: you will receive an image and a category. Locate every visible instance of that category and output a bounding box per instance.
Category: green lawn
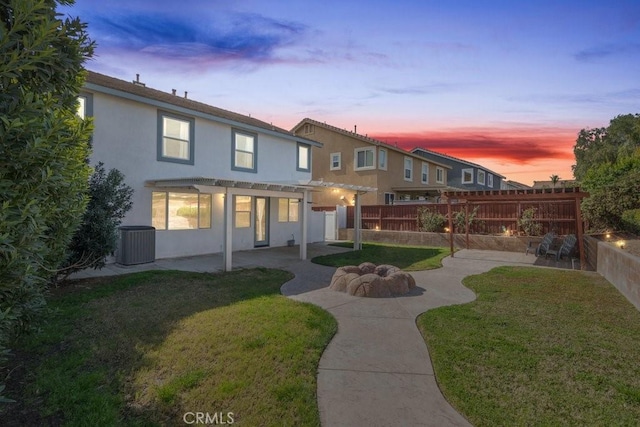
[2,269,336,426]
[418,266,640,426]
[312,242,449,270]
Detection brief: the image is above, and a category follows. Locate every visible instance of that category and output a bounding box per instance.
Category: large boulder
[329,262,416,297]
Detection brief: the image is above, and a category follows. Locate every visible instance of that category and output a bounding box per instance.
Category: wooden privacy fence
[344,188,588,236]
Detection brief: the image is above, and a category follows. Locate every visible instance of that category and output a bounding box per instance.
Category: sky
[61,0,640,185]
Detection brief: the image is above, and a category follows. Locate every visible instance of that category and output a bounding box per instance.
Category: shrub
[518,207,543,236]
[453,206,479,233]
[621,209,640,235]
[417,207,446,232]
[58,163,133,281]
[176,206,198,218]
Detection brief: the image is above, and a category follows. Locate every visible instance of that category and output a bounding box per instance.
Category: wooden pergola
[443,187,590,269]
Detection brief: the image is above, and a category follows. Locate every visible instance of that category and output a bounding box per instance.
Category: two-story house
[81,71,323,269]
[411,147,505,191]
[291,118,451,206]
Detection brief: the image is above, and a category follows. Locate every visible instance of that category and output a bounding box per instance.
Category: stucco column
[300,190,308,260]
[223,190,233,271]
[354,192,362,250]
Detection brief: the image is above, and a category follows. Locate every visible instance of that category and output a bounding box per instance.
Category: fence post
[448,197,454,257]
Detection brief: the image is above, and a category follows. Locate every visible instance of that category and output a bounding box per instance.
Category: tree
[58,163,134,281]
[0,0,93,392]
[573,114,640,181]
[549,174,560,188]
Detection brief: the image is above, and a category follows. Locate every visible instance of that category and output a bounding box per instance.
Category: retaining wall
[597,241,640,311]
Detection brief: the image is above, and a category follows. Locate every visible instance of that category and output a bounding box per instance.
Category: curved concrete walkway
[282,249,542,427]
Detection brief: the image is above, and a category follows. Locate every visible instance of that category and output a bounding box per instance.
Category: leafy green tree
[549,174,560,188]
[58,163,133,281]
[573,114,640,181]
[581,151,640,232]
[0,0,93,393]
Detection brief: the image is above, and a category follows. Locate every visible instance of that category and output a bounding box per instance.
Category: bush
[58,163,133,280]
[621,209,640,235]
[176,206,198,218]
[417,207,446,232]
[453,206,479,233]
[518,207,543,236]
[0,0,93,398]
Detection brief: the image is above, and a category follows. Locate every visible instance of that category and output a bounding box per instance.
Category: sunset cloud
[370,127,577,165]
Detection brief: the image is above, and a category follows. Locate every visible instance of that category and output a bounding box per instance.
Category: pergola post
[300,190,308,260]
[448,195,454,257]
[465,202,470,249]
[354,192,362,251]
[223,191,233,272]
[576,196,586,270]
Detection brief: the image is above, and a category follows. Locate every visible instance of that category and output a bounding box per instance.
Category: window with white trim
[488,174,494,187]
[384,193,395,205]
[330,152,341,170]
[378,148,387,170]
[151,192,211,230]
[421,162,429,184]
[297,143,310,172]
[235,195,252,228]
[77,92,93,119]
[354,147,375,170]
[278,198,299,222]
[462,168,474,184]
[404,157,413,181]
[477,170,486,185]
[232,130,257,172]
[158,112,195,164]
[436,167,445,184]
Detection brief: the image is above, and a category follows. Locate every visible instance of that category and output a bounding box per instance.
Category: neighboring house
[81,71,323,267]
[503,180,532,190]
[532,179,579,189]
[291,118,452,206]
[411,147,505,191]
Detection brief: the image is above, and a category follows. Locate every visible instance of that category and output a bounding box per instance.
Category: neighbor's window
[232,129,257,172]
[404,156,413,181]
[158,112,194,164]
[477,170,486,185]
[354,147,375,170]
[330,152,341,170]
[151,191,211,230]
[436,167,445,184]
[297,143,310,172]
[278,198,299,222]
[421,162,429,184]
[235,195,252,228]
[378,148,387,170]
[384,192,395,205]
[488,174,494,187]
[462,168,474,184]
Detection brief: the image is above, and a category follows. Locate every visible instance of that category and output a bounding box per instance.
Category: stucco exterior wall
[597,242,640,311]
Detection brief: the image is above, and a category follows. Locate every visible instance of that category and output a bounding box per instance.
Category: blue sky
[63,0,640,184]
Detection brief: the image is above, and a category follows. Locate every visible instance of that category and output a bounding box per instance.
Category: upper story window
[462,168,474,184]
[378,148,387,170]
[232,129,257,173]
[404,157,413,181]
[477,170,486,185]
[330,152,341,170]
[297,143,310,172]
[488,174,494,187]
[354,147,375,170]
[421,162,429,184]
[436,167,445,184]
[158,111,195,165]
[76,92,93,119]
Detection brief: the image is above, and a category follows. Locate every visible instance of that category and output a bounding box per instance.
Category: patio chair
[554,234,577,261]
[529,232,556,257]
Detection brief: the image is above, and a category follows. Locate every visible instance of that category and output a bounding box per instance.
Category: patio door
[254,197,269,247]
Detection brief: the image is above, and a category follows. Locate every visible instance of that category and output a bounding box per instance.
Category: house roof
[411,147,506,178]
[532,179,578,189]
[291,118,451,169]
[84,71,321,147]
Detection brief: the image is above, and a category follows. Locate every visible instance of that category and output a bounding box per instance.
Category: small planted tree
[58,163,134,281]
[518,207,543,236]
[416,207,446,232]
[453,206,479,233]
